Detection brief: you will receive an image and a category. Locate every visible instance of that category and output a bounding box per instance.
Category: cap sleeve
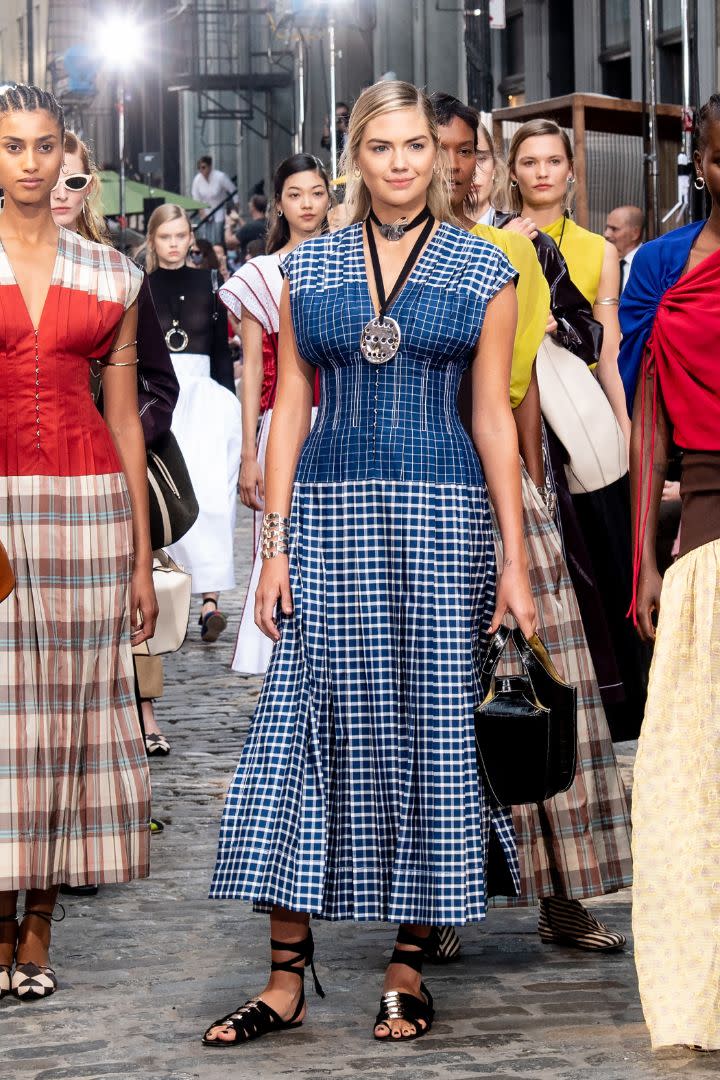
[106,248,142,310]
[219,260,279,333]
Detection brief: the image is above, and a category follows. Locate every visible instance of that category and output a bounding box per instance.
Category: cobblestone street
[1,504,715,1080]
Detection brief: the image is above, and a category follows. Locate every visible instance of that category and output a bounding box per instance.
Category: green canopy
[98,171,205,217]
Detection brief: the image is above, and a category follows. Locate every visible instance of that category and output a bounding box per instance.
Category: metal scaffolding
[166,1,295,138]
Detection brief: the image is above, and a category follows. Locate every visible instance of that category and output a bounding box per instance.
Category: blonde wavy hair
[63,131,110,244]
[144,203,193,272]
[502,118,575,215]
[340,80,455,225]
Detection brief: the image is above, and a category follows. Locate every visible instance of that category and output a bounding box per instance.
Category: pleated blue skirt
[210,479,519,924]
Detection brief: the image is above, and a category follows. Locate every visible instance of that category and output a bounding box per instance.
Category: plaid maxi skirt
[492,470,632,904]
[0,474,151,891]
[211,480,520,925]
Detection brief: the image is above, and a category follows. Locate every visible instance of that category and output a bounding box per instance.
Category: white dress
[165,352,242,594]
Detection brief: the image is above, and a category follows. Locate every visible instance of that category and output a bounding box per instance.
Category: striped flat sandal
[538,897,626,952]
[422,926,461,964]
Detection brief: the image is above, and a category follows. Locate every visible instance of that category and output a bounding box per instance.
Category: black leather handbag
[474,626,578,807]
[146,431,199,551]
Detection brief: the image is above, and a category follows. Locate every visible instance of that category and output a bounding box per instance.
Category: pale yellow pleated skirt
[632,537,720,1050]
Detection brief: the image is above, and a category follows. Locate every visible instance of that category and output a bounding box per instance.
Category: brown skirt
[0,474,151,890]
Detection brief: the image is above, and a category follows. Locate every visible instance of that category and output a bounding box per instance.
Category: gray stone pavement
[1,504,713,1079]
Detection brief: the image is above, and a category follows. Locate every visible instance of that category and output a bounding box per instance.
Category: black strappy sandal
[0,913,18,1000]
[11,906,65,1001]
[374,927,435,1042]
[202,929,325,1048]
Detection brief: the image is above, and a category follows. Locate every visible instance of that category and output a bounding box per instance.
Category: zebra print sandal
[538,897,626,952]
[422,926,461,964]
[0,914,18,1000]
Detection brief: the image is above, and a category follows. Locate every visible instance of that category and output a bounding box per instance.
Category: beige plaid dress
[0,228,151,890]
[492,470,633,904]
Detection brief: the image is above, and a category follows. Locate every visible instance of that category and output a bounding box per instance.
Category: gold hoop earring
[352,166,362,180]
[694,175,706,190]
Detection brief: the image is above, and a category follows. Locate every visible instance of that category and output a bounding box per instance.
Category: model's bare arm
[513,363,544,487]
[472,282,536,638]
[629,367,671,642]
[102,300,158,645]
[254,281,314,641]
[594,240,631,447]
[238,308,267,509]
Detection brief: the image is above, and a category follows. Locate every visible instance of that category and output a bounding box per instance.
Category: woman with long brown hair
[51,131,179,760]
[203,80,535,1048]
[220,153,331,675]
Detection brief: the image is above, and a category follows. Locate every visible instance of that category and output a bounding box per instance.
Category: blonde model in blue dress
[205,82,535,1051]
[212,221,522,920]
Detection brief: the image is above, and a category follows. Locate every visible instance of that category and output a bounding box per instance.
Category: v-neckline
[0,226,64,333]
[358,219,446,319]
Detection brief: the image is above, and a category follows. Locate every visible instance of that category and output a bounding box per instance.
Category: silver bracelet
[261,512,290,559]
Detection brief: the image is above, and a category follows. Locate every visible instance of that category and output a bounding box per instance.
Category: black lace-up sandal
[374,928,435,1042]
[0,913,18,1000]
[11,906,65,1001]
[202,929,325,1048]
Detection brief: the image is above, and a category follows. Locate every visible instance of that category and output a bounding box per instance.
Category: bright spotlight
[97,13,144,69]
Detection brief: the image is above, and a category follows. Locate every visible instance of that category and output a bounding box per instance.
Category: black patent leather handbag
[474,626,578,808]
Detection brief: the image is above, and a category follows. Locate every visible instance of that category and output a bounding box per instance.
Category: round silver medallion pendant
[360,316,401,365]
[165,322,189,353]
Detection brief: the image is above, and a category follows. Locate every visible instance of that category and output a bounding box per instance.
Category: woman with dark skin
[426,95,630,963]
[624,97,720,1052]
[0,86,156,1001]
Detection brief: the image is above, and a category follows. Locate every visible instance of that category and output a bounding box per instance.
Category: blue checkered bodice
[283,223,515,485]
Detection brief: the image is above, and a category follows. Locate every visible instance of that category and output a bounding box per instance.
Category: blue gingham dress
[210,222,520,924]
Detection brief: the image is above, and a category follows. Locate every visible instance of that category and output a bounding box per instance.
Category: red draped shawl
[644,243,720,449]
[630,243,720,621]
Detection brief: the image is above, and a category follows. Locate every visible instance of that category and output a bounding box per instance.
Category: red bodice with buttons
[0,230,141,477]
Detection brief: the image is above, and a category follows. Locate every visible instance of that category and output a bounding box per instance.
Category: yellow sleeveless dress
[542,215,606,306]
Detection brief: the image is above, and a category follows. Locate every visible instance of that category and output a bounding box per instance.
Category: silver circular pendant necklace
[359,209,434,366]
[165,292,189,352]
[165,321,189,352]
[360,315,402,365]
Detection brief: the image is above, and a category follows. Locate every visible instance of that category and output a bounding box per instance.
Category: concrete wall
[0,0,48,86]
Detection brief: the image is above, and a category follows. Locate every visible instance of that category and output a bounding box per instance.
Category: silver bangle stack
[261,513,290,559]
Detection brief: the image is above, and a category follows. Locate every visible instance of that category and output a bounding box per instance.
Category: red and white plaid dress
[0,227,151,890]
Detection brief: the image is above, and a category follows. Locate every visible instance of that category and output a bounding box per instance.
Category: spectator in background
[191,155,236,245]
[236,194,267,261]
[604,205,644,293]
[321,101,350,167]
[187,236,220,273]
